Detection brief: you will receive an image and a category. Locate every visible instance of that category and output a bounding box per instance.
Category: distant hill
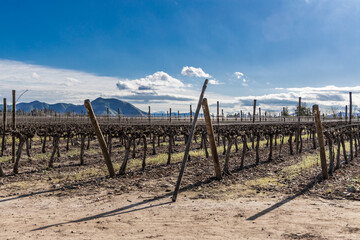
[0,97,146,116]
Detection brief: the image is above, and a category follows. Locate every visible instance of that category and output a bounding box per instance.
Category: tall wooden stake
[259,107,261,122]
[148,106,151,123]
[1,98,7,157]
[345,105,348,123]
[202,98,222,180]
[190,105,192,122]
[313,105,328,179]
[296,97,301,154]
[84,99,115,177]
[12,90,16,162]
[172,79,208,202]
[217,101,219,124]
[349,92,353,160]
[349,92,352,124]
[169,108,172,123]
[253,99,256,123]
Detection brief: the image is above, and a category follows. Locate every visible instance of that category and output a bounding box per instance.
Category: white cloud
[1,59,358,115]
[241,78,248,87]
[234,72,244,79]
[233,71,249,87]
[0,59,120,104]
[0,60,201,111]
[181,66,211,78]
[31,72,40,79]
[209,79,220,85]
[116,71,189,99]
[118,71,184,91]
[64,77,81,86]
[232,85,360,114]
[66,77,80,83]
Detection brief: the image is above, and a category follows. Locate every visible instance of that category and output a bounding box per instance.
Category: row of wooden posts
[84,79,221,202]
[82,80,349,201]
[2,94,355,125]
[1,88,355,198]
[0,90,16,177]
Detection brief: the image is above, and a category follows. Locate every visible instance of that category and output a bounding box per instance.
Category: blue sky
[1,0,360,113]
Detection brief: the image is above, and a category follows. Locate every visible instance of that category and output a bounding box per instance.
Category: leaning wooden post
[313,105,328,180]
[12,90,16,163]
[253,99,256,123]
[202,98,222,180]
[172,79,208,202]
[84,99,115,177]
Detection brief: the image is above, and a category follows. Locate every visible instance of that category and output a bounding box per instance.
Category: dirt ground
[1,136,360,239]
[1,189,359,240]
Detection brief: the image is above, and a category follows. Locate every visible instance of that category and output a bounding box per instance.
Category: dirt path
[1,190,359,240]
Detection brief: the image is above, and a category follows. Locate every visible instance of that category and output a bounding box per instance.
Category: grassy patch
[0,155,12,163]
[281,154,320,180]
[32,152,52,161]
[246,176,285,188]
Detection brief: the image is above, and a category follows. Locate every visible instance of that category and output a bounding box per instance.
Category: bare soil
[1,190,359,239]
[1,137,360,239]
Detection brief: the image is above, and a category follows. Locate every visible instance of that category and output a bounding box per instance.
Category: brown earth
[1,137,360,239]
[1,189,359,240]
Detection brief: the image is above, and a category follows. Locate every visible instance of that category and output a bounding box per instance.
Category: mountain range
[0,97,146,116]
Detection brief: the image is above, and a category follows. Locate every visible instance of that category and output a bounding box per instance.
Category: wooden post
[313,105,328,179]
[169,108,172,123]
[217,101,219,124]
[12,90,16,162]
[172,79,208,202]
[202,98,222,180]
[1,98,6,157]
[118,108,122,123]
[84,99,115,177]
[221,109,224,122]
[349,92,353,160]
[297,97,301,154]
[253,99,256,123]
[259,107,261,122]
[349,92,352,124]
[178,110,180,121]
[240,110,243,122]
[190,105,192,123]
[298,97,301,123]
[345,105,348,123]
[148,106,151,123]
